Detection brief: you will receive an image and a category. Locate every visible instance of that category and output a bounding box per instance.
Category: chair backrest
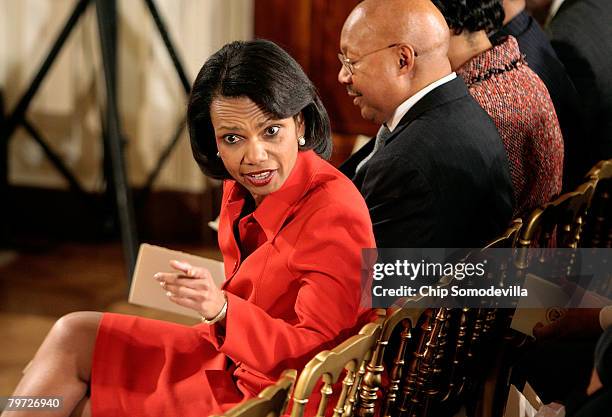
[586,159,612,181]
[359,294,516,417]
[484,219,523,249]
[358,307,419,417]
[290,322,382,417]
[357,307,458,417]
[212,369,297,417]
[582,159,612,247]
[517,180,596,249]
[477,219,523,303]
[399,307,467,417]
[514,180,597,285]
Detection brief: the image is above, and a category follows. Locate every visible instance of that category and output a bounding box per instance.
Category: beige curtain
[0,0,253,192]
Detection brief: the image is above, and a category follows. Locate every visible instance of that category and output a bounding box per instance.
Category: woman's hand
[154,260,226,320]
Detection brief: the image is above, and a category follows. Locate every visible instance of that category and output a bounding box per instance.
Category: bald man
[338,0,514,248]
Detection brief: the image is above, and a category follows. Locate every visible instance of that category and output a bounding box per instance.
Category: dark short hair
[187,39,332,180]
[431,0,505,35]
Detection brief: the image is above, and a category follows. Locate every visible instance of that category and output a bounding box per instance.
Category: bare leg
[69,397,90,417]
[1,312,102,417]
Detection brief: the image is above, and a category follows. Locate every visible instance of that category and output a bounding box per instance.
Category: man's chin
[360,107,382,125]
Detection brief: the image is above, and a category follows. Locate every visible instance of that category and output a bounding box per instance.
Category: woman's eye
[264,126,280,136]
[223,134,241,144]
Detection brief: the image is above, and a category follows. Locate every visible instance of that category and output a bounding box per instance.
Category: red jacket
[209,149,375,395]
[91,150,375,416]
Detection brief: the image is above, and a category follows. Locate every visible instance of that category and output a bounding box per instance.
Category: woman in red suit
[4,40,375,417]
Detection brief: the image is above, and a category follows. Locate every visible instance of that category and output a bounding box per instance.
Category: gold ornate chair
[406,308,487,417]
[514,180,597,283]
[211,369,297,417]
[480,219,523,309]
[358,307,418,417]
[517,180,596,250]
[289,322,382,417]
[353,221,531,417]
[484,219,523,249]
[355,305,468,417]
[454,221,531,417]
[582,159,612,248]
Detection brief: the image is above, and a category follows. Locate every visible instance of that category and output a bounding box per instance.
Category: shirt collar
[386,72,457,132]
[224,150,320,242]
[546,0,566,26]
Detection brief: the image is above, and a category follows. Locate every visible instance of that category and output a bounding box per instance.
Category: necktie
[355,124,391,173]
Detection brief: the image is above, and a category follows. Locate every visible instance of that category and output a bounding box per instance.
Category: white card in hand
[510,273,569,337]
[128,243,225,318]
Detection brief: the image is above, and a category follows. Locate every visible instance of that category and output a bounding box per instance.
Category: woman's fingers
[164,283,207,300]
[154,272,178,282]
[169,260,191,274]
[167,293,202,312]
[165,286,225,319]
[155,261,224,318]
[154,273,212,290]
[155,261,213,290]
[169,260,213,280]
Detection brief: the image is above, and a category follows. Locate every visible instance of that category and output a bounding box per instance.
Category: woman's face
[210,96,304,205]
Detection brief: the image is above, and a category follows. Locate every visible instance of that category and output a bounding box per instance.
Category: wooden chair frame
[582,159,612,247]
[484,219,523,249]
[586,159,612,180]
[517,180,596,250]
[358,308,419,417]
[212,369,297,417]
[357,307,464,417]
[290,322,382,417]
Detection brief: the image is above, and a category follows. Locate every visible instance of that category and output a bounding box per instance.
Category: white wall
[0,0,253,192]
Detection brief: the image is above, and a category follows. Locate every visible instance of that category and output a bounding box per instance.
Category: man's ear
[398,44,416,73]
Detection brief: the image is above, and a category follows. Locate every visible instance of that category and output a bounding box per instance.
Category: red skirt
[91,313,249,417]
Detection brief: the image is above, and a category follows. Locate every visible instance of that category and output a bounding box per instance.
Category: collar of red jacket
[224,149,321,242]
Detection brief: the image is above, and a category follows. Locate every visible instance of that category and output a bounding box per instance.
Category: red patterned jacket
[457,36,564,217]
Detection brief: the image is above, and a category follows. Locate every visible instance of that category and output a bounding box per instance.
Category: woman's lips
[243,169,276,187]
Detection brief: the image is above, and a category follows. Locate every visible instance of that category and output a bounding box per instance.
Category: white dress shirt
[386,72,457,132]
[546,0,567,27]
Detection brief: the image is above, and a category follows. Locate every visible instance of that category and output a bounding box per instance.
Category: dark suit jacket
[490,10,588,189]
[340,77,514,248]
[568,387,612,417]
[549,0,612,174]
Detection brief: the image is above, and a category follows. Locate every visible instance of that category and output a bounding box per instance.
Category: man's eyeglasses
[338,43,417,75]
